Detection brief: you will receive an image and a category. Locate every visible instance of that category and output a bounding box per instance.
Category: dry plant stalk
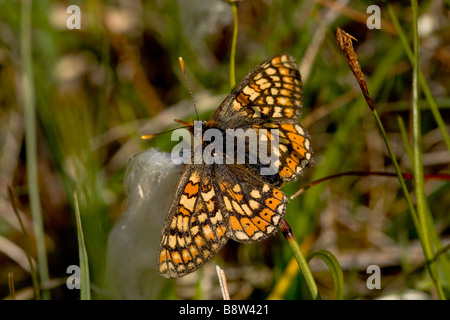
[336,27,375,111]
[216,265,231,300]
[8,272,16,300]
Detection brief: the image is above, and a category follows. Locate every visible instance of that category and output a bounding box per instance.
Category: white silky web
[105,148,182,299]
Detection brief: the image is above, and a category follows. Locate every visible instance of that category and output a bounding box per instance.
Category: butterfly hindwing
[158,163,287,278]
[215,164,287,243]
[158,164,228,278]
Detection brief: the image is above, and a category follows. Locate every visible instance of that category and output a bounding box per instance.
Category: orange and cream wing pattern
[255,122,312,184]
[214,54,312,185]
[158,165,228,278]
[158,164,288,278]
[216,165,287,243]
[214,54,303,127]
[275,123,312,182]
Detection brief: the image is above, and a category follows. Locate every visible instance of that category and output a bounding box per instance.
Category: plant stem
[229,1,238,89]
[280,219,320,300]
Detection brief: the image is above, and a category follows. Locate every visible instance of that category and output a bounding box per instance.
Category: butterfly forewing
[214,54,303,127]
[214,54,312,184]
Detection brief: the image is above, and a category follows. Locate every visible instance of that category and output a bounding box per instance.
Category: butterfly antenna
[140,121,192,140]
[179,57,199,121]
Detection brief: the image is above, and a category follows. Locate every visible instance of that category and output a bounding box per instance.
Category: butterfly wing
[214,54,313,185]
[158,164,228,278]
[254,122,313,184]
[213,54,303,127]
[215,164,288,243]
[157,163,288,278]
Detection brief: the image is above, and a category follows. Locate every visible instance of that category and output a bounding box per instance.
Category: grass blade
[21,0,50,300]
[307,250,344,300]
[410,0,446,300]
[73,190,91,300]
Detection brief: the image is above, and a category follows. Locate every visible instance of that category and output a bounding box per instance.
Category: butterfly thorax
[183,119,287,187]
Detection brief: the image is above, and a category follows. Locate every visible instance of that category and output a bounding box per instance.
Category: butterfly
[158,54,312,278]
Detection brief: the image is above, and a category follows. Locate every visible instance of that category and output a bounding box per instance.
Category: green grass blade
[307,250,344,300]
[73,190,91,300]
[411,0,446,300]
[21,0,50,300]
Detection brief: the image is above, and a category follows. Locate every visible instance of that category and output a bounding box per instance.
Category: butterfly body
[158,54,312,278]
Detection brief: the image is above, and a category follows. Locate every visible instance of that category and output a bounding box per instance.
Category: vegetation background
[0,0,449,300]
